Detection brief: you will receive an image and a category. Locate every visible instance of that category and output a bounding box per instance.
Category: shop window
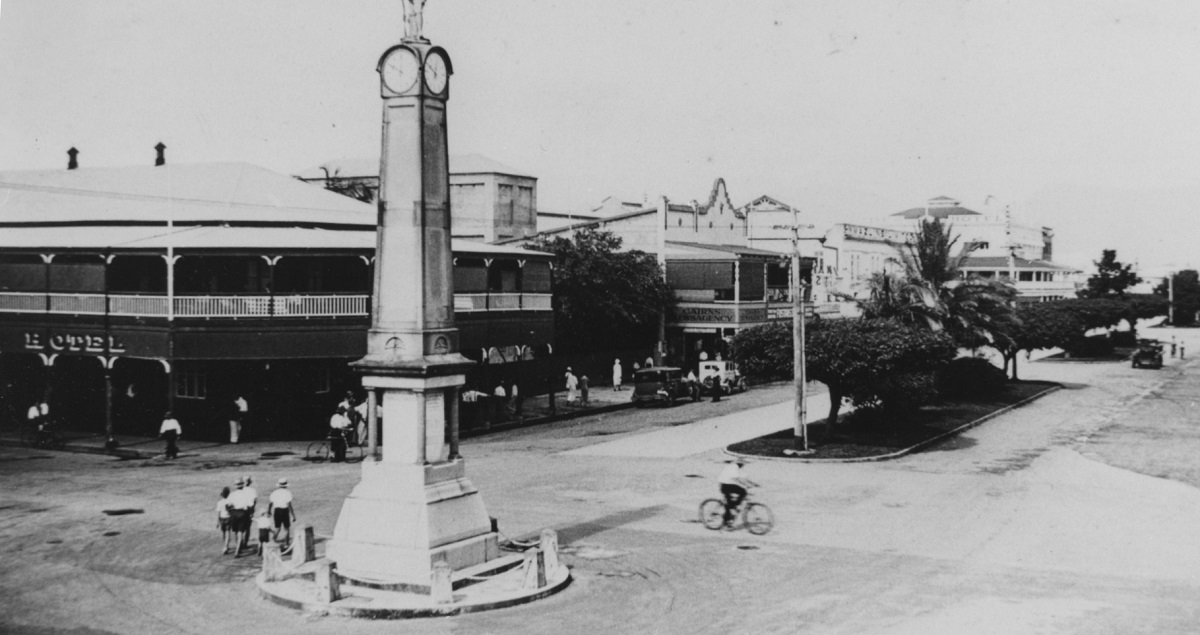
[175,371,207,400]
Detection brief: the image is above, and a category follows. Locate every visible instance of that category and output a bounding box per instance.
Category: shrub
[1066,333,1115,357]
[851,371,940,421]
[729,321,796,383]
[936,357,1007,400]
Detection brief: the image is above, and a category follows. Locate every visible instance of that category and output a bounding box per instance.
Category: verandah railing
[0,291,552,318]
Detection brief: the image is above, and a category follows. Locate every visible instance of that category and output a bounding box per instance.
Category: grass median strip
[729,381,1059,460]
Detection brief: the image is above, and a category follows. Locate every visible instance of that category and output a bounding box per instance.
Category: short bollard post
[315,560,341,604]
[539,529,560,579]
[261,542,286,582]
[293,525,316,565]
[430,560,454,604]
[521,547,546,590]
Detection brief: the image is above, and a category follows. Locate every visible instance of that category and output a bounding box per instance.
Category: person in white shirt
[565,368,578,403]
[158,411,182,460]
[717,458,758,528]
[612,359,623,391]
[229,395,248,444]
[225,478,255,557]
[241,475,258,550]
[329,408,350,462]
[268,478,297,547]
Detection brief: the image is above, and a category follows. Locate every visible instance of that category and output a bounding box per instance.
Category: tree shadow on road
[552,504,671,544]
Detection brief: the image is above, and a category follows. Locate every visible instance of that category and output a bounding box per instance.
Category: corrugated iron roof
[0,162,373,226]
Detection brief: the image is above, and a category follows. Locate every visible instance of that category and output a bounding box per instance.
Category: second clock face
[423,52,448,94]
[381,48,419,94]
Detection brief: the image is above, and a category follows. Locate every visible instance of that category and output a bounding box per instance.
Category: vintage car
[631,366,693,406]
[1131,339,1164,369]
[696,360,748,395]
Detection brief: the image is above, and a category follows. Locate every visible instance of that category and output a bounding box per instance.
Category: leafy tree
[1000,302,1086,379]
[525,229,675,355]
[1154,270,1200,326]
[1078,249,1141,299]
[732,319,957,427]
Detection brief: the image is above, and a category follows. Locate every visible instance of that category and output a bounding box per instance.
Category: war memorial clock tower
[325,4,500,586]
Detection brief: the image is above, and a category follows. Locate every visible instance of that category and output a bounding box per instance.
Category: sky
[1,0,1199,275]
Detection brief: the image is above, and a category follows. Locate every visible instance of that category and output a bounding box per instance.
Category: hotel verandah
[0,157,553,441]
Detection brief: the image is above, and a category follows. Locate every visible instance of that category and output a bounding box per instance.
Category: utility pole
[774,209,814,452]
[1169,271,1175,325]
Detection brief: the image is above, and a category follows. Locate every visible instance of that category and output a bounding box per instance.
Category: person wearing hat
[225,478,255,556]
[268,477,297,548]
[717,458,758,529]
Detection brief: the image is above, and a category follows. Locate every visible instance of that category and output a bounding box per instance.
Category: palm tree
[853,217,1018,350]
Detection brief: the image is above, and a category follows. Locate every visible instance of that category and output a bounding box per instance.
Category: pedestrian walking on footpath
[226,478,254,557]
[216,486,232,554]
[158,411,181,459]
[580,375,590,405]
[492,382,507,424]
[268,477,297,548]
[612,358,623,391]
[229,395,248,443]
[511,381,523,419]
[565,367,578,404]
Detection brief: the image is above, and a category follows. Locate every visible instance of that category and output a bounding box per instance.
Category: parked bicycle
[305,431,363,463]
[699,489,774,535]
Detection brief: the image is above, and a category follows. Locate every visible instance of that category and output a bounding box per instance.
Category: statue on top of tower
[403,0,427,42]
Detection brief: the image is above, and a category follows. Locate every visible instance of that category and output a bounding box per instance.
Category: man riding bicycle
[717,458,758,528]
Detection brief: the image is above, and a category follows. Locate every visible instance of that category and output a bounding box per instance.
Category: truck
[696,360,747,396]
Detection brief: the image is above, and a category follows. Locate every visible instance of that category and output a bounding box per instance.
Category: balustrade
[0,291,548,319]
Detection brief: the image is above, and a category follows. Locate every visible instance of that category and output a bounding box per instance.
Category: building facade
[0,157,552,440]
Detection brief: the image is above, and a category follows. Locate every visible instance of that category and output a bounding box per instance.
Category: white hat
[277,478,288,487]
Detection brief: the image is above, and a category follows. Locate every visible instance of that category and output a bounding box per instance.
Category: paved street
[2,326,1199,634]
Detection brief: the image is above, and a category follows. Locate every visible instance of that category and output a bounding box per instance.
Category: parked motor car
[1132,339,1164,369]
[696,360,747,395]
[631,366,692,407]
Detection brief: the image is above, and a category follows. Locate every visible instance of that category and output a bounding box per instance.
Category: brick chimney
[155,142,166,166]
[67,147,78,170]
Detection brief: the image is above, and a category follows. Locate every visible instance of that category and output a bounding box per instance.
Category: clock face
[381,48,419,94]
[423,52,448,94]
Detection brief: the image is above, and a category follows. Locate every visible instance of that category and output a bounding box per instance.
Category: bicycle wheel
[699,499,727,530]
[347,443,365,463]
[743,502,774,535]
[306,440,330,462]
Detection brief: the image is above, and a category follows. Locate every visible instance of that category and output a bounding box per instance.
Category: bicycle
[305,431,363,463]
[699,489,775,535]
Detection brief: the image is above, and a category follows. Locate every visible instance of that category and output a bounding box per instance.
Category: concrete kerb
[725,383,1064,464]
[460,401,635,438]
[255,564,572,619]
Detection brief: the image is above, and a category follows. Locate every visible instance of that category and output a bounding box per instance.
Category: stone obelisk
[326,3,499,587]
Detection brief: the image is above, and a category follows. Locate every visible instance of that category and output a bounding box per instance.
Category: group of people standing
[216,474,297,558]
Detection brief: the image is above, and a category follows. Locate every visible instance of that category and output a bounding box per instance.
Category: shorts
[258,528,270,543]
[229,508,250,532]
[273,507,292,530]
[219,517,230,531]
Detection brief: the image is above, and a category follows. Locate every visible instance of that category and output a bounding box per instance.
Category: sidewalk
[0,386,638,459]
